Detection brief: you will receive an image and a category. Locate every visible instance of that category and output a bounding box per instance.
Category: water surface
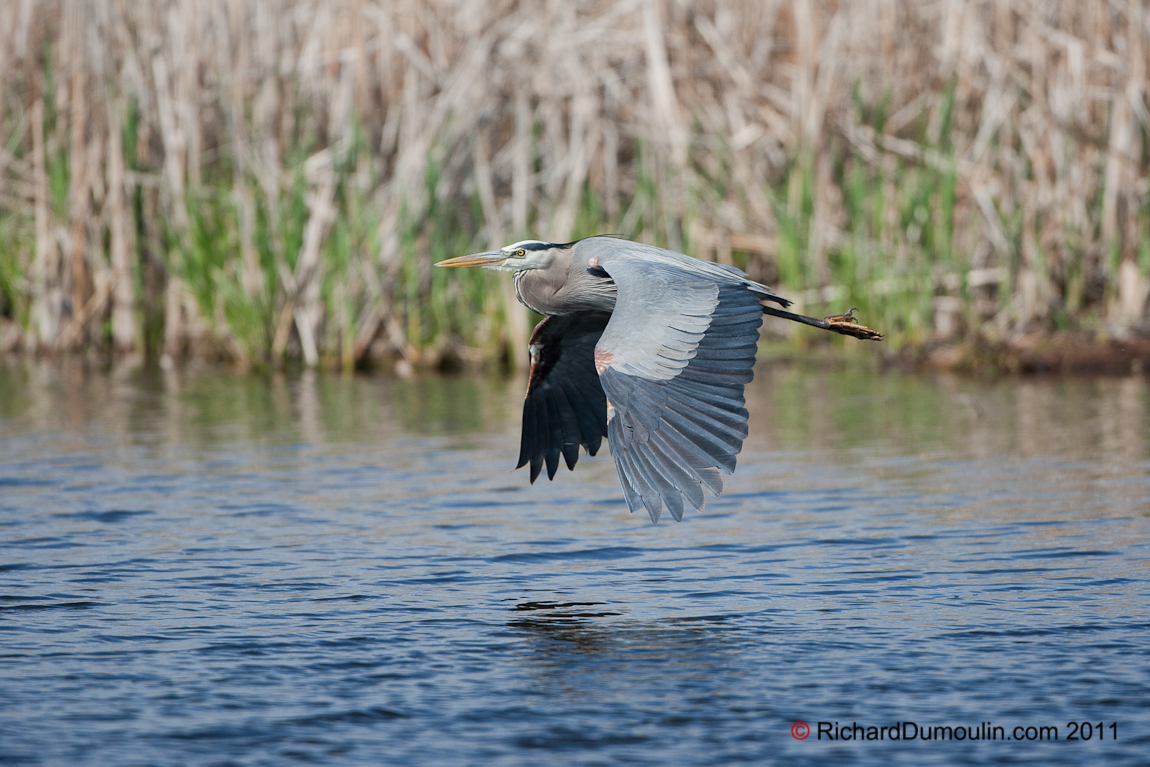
[2,363,1149,765]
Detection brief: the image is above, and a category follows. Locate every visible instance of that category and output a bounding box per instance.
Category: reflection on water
[1,361,1148,766]
[3,362,1146,464]
[0,364,522,445]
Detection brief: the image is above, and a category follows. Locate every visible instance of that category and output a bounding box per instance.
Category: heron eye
[516,249,526,257]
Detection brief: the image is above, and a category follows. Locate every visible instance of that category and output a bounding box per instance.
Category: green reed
[0,77,1142,368]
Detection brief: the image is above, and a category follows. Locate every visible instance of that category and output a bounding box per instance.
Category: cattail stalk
[0,0,1148,364]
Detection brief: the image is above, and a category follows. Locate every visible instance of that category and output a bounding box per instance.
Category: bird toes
[823,308,883,340]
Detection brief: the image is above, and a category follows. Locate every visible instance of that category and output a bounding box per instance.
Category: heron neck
[514,267,617,316]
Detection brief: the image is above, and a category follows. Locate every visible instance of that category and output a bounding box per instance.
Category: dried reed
[0,0,1148,369]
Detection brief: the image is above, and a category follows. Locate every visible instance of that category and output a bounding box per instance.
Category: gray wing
[578,235,792,309]
[517,312,612,482]
[590,254,764,523]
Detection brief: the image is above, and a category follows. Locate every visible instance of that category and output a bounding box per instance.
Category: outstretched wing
[517,312,612,482]
[590,252,763,523]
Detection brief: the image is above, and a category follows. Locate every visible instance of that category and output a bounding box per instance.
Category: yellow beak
[435,251,507,268]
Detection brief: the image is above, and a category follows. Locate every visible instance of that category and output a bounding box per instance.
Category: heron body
[437,236,880,523]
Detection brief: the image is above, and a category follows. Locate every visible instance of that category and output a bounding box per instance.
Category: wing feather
[561,381,606,457]
[592,260,764,521]
[615,451,646,514]
[625,450,665,524]
[532,400,550,482]
[517,312,612,483]
[663,389,750,428]
[699,319,764,337]
[517,396,539,476]
[543,400,563,479]
[646,416,735,484]
[631,446,686,522]
[643,434,707,516]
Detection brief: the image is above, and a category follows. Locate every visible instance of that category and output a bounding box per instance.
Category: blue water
[2,363,1149,765]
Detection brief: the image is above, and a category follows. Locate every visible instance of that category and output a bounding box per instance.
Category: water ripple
[1,367,1148,765]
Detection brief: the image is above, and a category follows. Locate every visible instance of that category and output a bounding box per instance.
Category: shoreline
[5,326,1149,379]
[748,334,1150,378]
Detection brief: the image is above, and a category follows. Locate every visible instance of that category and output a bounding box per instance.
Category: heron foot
[822,308,884,340]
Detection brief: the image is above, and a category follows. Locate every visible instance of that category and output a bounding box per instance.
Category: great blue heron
[437,236,881,523]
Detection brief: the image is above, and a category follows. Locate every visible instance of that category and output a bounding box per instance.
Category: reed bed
[0,0,1148,370]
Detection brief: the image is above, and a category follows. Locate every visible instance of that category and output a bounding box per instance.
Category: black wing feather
[517,312,612,483]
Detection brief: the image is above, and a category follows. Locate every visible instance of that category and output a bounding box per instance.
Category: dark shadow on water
[505,600,626,653]
[505,599,743,674]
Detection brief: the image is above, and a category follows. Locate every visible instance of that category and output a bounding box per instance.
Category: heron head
[435,240,567,272]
